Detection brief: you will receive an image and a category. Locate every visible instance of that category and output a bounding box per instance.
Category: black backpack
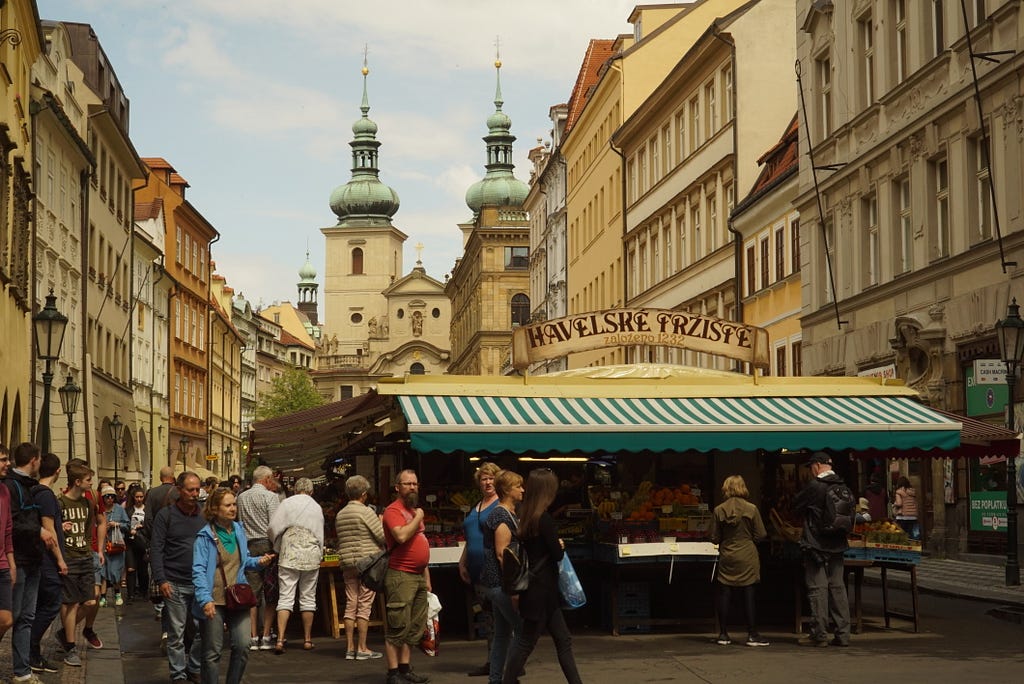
[8,479,43,559]
[820,482,855,535]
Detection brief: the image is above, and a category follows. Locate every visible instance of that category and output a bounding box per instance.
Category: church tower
[297,251,319,326]
[321,60,407,354]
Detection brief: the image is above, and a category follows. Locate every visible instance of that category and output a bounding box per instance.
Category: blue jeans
[483,585,521,684]
[200,605,250,684]
[164,580,202,680]
[503,605,581,684]
[11,565,41,676]
[30,568,62,660]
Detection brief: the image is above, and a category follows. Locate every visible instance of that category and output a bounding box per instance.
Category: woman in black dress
[501,469,583,684]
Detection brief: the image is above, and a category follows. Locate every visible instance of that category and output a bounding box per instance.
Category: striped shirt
[236,483,279,542]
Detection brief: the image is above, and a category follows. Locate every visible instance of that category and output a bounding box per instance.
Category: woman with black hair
[501,469,582,684]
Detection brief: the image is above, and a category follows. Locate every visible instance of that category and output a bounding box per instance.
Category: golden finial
[362,44,369,76]
[494,36,501,69]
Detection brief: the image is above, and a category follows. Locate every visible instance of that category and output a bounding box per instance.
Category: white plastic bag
[419,591,442,656]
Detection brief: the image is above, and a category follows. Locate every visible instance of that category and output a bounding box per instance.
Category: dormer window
[633,17,642,42]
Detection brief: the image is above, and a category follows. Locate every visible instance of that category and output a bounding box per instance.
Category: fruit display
[594,480,709,542]
[448,488,481,507]
[854,520,910,545]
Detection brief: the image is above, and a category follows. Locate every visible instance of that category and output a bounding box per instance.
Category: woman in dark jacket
[501,469,582,684]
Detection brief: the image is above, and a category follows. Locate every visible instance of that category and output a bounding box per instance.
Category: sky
[37,0,643,315]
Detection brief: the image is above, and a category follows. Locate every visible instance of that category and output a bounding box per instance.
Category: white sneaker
[249,636,260,651]
[259,636,274,651]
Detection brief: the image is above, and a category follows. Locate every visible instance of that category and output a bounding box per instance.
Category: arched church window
[352,248,363,275]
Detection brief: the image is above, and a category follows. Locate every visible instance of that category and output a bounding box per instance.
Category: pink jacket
[894,487,918,519]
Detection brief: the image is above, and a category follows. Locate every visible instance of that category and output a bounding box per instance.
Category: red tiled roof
[141,157,173,170]
[565,39,616,135]
[748,113,799,198]
[280,328,314,350]
[169,172,190,187]
[133,197,163,222]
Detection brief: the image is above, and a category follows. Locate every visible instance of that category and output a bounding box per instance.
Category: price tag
[460,505,470,513]
[610,491,621,500]
[426,494,437,503]
[611,512,623,520]
[669,543,679,552]
[691,488,701,497]
[661,505,673,514]
[620,545,631,556]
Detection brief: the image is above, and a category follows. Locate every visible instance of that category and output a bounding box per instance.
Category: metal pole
[66,413,75,460]
[1007,366,1020,586]
[40,360,54,453]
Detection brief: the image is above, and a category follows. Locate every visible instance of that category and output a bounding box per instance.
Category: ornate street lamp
[179,435,190,467]
[996,298,1024,586]
[57,375,81,460]
[224,445,233,475]
[33,290,68,453]
[109,413,123,492]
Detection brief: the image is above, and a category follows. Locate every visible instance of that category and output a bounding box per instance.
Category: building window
[896,177,912,273]
[746,243,756,296]
[432,307,440,318]
[351,247,363,274]
[931,157,950,259]
[774,226,786,281]
[792,339,802,376]
[627,159,637,203]
[351,312,363,324]
[505,246,529,269]
[775,344,787,377]
[931,0,944,58]
[707,195,718,251]
[675,111,686,162]
[971,0,986,26]
[691,204,701,258]
[705,81,718,137]
[410,362,425,375]
[973,137,993,243]
[759,236,770,289]
[637,147,647,194]
[864,194,879,287]
[176,228,182,263]
[790,217,801,274]
[649,138,659,185]
[824,218,835,303]
[722,66,733,121]
[511,293,530,327]
[661,125,671,177]
[858,12,874,106]
[816,53,832,139]
[689,97,701,150]
[893,0,908,85]
[340,385,353,399]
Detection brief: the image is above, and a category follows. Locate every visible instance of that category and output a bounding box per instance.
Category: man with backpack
[3,442,57,683]
[793,451,852,648]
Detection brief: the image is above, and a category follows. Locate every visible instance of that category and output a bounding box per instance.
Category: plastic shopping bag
[558,554,587,609]
[419,591,442,656]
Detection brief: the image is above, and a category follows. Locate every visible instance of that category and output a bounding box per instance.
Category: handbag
[105,524,126,554]
[557,554,586,609]
[501,517,530,594]
[214,525,258,611]
[356,548,390,593]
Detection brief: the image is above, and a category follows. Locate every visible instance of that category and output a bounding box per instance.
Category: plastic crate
[843,546,867,561]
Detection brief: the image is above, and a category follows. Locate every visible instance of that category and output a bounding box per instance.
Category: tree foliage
[256,368,324,420]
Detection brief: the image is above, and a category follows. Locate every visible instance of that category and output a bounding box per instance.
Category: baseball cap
[806,451,832,466]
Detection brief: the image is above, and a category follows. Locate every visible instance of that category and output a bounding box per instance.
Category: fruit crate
[865,543,921,564]
[843,546,867,561]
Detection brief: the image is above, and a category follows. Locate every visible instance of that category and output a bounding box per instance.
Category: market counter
[595,541,718,635]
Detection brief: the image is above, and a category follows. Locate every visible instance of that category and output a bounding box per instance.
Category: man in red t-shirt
[381,469,431,684]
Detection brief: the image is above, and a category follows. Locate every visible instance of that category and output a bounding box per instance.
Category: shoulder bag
[214,526,258,611]
[501,514,530,595]
[357,547,391,592]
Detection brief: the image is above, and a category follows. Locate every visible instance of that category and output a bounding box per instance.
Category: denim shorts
[0,568,11,611]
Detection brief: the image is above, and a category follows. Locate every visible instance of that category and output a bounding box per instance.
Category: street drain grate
[987,605,1024,624]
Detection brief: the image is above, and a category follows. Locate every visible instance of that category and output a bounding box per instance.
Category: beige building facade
[795,0,1024,555]
[562,0,750,369]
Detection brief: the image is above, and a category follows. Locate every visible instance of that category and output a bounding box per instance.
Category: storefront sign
[511,309,770,371]
[973,359,1006,385]
[857,364,896,379]
[966,365,1008,417]
[969,491,1007,532]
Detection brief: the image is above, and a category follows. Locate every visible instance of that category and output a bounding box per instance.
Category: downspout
[80,167,92,465]
[150,257,164,481]
[715,25,743,327]
[28,96,40,444]
[206,233,220,461]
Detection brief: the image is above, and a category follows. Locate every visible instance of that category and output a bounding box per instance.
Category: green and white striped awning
[395,394,961,455]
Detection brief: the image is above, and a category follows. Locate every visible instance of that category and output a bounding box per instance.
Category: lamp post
[224,445,233,476]
[33,290,69,453]
[996,298,1024,586]
[109,414,122,494]
[179,436,190,468]
[57,375,81,460]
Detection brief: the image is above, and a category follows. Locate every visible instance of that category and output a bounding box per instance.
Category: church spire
[328,50,400,224]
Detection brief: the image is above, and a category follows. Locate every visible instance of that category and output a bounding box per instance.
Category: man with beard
[382,470,431,684]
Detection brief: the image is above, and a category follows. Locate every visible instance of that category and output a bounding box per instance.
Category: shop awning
[395,394,961,455]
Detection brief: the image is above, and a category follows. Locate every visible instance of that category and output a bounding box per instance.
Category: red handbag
[213,525,258,611]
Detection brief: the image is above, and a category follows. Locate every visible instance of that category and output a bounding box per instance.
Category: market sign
[511,309,770,372]
[969,491,1007,532]
[965,364,1008,417]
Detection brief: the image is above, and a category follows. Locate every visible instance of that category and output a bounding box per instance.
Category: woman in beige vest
[336,475,386,660]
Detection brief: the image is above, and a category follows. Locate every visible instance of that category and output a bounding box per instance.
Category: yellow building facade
[0,0,42,447]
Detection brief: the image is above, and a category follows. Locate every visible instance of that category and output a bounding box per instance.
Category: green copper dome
[298,251,317,282]
[466,60,529,214]
[329,65,400,222]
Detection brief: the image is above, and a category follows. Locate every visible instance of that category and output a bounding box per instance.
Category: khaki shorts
[246,538,273,601]
[384,568,428,647]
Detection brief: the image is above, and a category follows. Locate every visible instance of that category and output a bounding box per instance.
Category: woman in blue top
[458,462,500,677]
[193,488,274,684]
[99,485,129,606]
[481,470,524,684]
